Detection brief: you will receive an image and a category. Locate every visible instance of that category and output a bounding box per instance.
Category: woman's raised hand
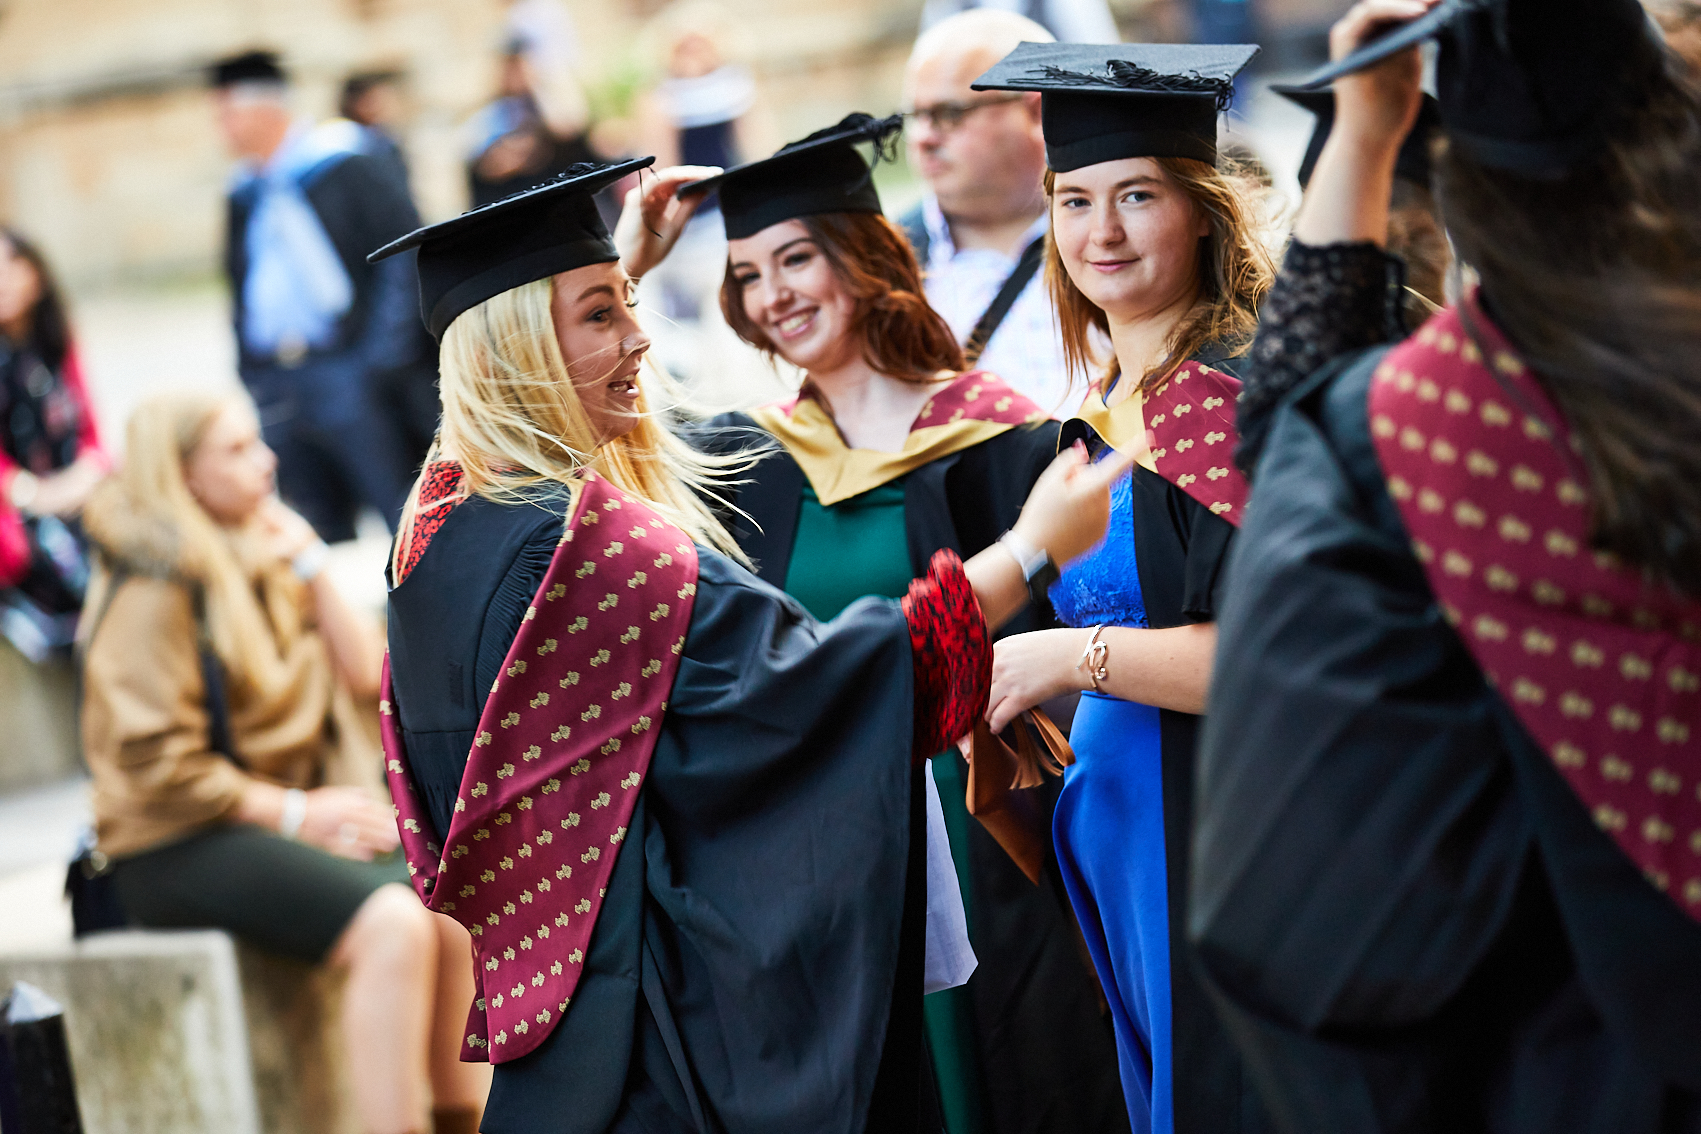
[1294,0,1438,248]
[1331,0,1436,147]
[614,165,723,281]
[1012,442,1137,569]
[255,497,320,563]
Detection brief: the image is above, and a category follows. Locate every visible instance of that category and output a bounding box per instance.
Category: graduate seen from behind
[1191,0,1701,1127]
[369,159,1130,1134]
[623,112,1126,1134]
[969,42,1276,1134]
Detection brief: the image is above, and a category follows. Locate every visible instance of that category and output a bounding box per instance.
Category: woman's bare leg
[331,883,436,1134]
[426,912,491,1124]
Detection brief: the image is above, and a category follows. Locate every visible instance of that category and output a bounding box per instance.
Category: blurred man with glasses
[900,11,1077,413]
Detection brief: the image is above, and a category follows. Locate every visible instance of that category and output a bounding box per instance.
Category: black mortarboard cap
[369,158,651,341]
[680,113,902,241]
[1297,0,1665,177]
[210,50,288,88]
[970,42,1258,170]
[1275,84,1442,190]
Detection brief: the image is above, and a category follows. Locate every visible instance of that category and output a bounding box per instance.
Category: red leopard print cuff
[902,549,991,760]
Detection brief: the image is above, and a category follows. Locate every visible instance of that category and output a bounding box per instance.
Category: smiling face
[549,261,651,445]
[184,401,277,527]
[727,219,860,374]
[1050,157,1210,325]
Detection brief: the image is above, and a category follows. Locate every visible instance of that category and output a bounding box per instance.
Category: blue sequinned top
[1048,469,1147,630]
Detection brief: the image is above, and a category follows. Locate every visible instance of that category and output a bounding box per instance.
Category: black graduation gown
[1055,412,1269,1134]
[388,489,935,1134]
[700,413,1130,1134]
[1190,351,1701,1133]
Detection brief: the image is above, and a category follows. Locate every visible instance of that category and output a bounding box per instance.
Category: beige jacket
[80,483,379,857]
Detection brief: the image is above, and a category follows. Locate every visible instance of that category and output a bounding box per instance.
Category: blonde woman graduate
[967,43,1276,1134]
[367,159,1130,1134]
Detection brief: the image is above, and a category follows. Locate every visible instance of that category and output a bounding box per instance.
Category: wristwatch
[998,530,1059,608]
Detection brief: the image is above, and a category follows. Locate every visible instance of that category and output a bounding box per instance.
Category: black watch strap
[1026,558,1059,609]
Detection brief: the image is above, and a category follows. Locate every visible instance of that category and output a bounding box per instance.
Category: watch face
[1028,560,1061,605]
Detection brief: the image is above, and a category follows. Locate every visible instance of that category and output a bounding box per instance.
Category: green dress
[783,477,988,1134]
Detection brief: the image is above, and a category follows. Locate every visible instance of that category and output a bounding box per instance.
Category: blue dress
[1047,470,1172,1134]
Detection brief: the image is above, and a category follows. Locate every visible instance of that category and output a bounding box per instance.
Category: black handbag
[65,570,241,937]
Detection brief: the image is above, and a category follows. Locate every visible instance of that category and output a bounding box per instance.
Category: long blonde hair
[1046,155,1275,395]
[111,392,305,697]
[393,277,747,577]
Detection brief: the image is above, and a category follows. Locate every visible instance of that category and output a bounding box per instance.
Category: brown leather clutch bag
[964,710,1073,884]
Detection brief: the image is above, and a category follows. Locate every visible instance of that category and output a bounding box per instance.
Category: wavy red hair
[720,211,965,382]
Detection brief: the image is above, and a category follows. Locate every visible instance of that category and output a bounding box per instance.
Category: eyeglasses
[904,94,1025,132]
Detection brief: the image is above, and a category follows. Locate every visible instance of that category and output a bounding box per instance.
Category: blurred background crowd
[9,0,1700,1128]
[0,0,1359,833]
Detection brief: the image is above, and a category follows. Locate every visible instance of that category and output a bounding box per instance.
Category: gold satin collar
[748,397,1017,506]
[1066,387,1158,473]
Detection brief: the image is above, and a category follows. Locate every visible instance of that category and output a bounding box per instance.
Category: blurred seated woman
[0,227,108,660]
[79,393,490,1134]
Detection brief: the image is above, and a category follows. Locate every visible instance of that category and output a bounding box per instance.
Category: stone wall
[0,0,1351,290]
[0,0,927,290]
[0,930,359,1134]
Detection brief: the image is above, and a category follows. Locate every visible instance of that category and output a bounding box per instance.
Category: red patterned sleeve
[902,549,992,760]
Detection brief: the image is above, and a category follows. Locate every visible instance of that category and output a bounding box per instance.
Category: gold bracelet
[1077,624,1109,692]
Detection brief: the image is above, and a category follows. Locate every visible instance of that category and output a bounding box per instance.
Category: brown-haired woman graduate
[367,158,1129,1134]
[624,113,1126,1134]
[966,42,1276,1134]
[1191,0,1701,1128]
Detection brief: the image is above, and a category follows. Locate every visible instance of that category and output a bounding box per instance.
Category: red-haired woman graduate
[650,114,1127,1134]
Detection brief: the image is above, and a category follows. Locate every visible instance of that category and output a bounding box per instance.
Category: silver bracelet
[279,788,308,840]
[291,539,330,582]
[1077,624,1109,692]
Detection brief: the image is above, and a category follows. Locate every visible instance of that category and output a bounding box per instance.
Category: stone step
[0,930,357,1134]
[0,645,81,794]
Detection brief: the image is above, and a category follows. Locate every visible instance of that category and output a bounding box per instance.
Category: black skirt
[111,823,410,964]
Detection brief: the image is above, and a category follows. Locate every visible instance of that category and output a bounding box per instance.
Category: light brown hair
[1044,156,1274,394]
[720,211,965,382]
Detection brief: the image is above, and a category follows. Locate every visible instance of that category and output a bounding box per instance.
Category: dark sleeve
[1236,240,1408,478]
[1190,354,1531,1034]
[1129,468,1237,627]
[630,551,919,1134]
[1179,492,1236,624]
